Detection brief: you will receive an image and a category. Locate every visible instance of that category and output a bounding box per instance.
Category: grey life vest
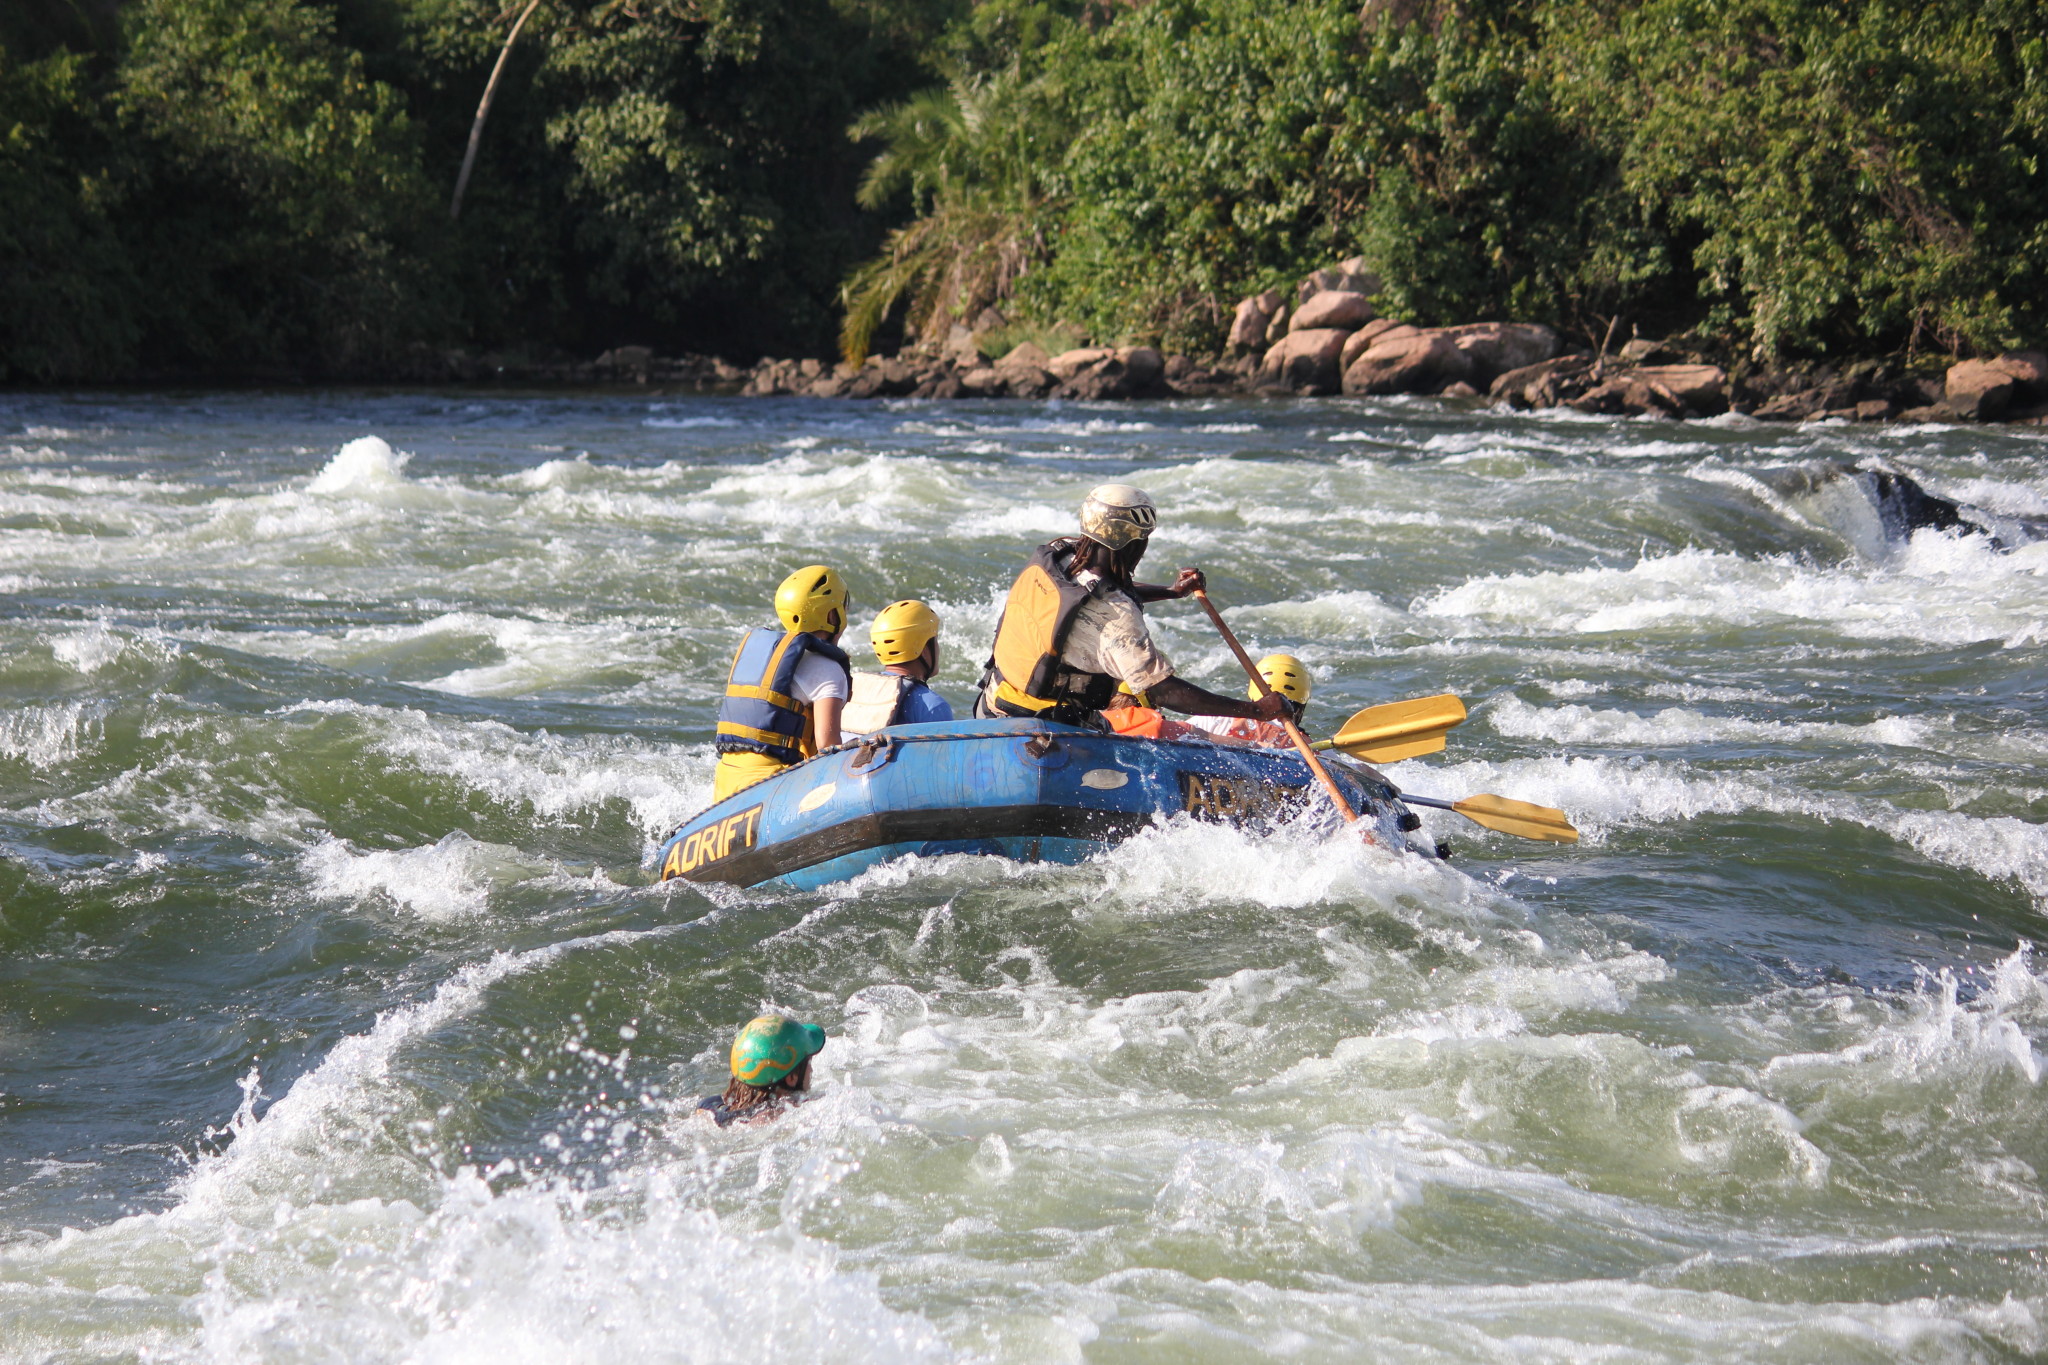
[841,670,912,736]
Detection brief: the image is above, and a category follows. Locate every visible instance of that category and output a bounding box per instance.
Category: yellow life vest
[981,538,1121,721]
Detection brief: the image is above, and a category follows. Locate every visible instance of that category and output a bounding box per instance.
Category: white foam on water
[0,932,955,1364]
[1418,539,2048,648]
[44,620,129,674]
[1386,751,2048,899]
[306,435,413,494]
[1764,947,2047,1089]
[0,700,106,769]
[643,414,742,429]
[1488,694,1934,750]
[299,831,552,921]
[290,701,708,846]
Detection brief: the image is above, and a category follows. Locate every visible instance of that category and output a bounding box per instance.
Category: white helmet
[1079,483,1157,550]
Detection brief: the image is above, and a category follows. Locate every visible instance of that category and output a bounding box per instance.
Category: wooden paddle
[1190,590,1359,823]
[1308,694,1468,763]
[1400,791,1580,843]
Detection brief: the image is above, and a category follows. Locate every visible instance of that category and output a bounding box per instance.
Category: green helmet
[729,1014,826,1087]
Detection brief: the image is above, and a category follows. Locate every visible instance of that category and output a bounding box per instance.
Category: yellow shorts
[714,752,788,801]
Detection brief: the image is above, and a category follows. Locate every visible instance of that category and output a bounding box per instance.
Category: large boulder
[1569,376,1681,418]
[1438,323,1559,388]
[1945,359,2017,420]
[1341,330,1471,396]
[996,341,1053,371]
[1046,346,1117,382]
[1290,290,1375,333]
[1259,328,1352,394]
[1229,291,1284,352]
[1117,346,1166,394]
[1000,364,1056,399]
[958,367,1004,397]
[1489,355,1593,409]
[1631,363,1729,415]
[1991,350,2048,403]
[1340,319,1413,372]
[1298,262,1380,302]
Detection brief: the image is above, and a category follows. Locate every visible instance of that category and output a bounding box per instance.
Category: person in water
[843,599,954,735]
[712,565,852,801]
[976,483,1298,730]
[696,1014,825,1127]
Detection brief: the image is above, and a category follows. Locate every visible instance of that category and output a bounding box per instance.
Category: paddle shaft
[1190,590,1360,823]
[1396,793,1457,813]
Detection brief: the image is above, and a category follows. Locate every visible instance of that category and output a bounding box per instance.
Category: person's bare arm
[1130,567,1207,604]
[1148,675,1295,721]
[813,695,844,749]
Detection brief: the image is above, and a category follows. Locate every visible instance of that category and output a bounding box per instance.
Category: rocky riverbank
[450,258,2048,426]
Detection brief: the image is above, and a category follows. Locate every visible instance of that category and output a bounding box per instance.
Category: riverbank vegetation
[4,0,2044,382]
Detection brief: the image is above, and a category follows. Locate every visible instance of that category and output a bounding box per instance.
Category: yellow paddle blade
[1452,793,1580,843]
[1328,694,1468,763]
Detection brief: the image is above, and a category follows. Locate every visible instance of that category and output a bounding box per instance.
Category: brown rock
[1441,381,1481,399]
[1437,323,1560,388]
[1001,364,1056,398]
[875,358,919,396]
[1895,405,1948,423]
[1117,346,1166,393]
[1570,376,1680,418]
[1229,291,1284,352]
[1489,354,1593,409]
[809,372,850,398]
[1992,350,2048,403]
[596,345,654,374]
[1945,358,2017,420]
[1264,305,1290,345]
[941,324,982,367]
[1341,331,1471,396]
[959,367,1003,397]
[1046,347,1117,381]
[1752,390,1823,422]
[1259,328,1352,394]
[1854,398,1894,422]
[1631,363,1728,415]
[1340,320,1413,372]
[996,342,1053,370]
[1290,290,1374,333]
[1298,265,1380,302]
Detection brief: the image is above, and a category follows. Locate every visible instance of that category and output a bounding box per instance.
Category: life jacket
[1102,705,1166,739]
[715,628,851,763]
[841,671,912,736]
[981,538,1123,722]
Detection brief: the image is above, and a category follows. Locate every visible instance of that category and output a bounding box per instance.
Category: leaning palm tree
[839,68,1056,364]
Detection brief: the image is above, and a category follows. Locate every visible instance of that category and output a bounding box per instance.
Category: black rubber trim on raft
[677,802,1157,887]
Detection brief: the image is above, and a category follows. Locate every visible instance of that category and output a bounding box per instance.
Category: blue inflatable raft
[656,718,1428,891]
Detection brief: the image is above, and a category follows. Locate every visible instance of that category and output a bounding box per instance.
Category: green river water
[2,391,2046,1363]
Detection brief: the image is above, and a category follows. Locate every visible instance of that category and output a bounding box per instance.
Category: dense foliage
[2,0,2043,380]
[1,0,952,380]
[853,0,2048,360]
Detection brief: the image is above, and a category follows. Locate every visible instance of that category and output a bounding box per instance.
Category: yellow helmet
[1248,653,1311,704]
[870,599,940,665]
[775,565,848,635]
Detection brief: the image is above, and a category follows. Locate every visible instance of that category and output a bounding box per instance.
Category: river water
[2,391,2046,1363]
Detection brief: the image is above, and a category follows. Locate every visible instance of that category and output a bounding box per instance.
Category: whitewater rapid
[2,394,2046,1363]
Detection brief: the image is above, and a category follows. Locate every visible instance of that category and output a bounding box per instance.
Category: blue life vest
[715,628,851,763]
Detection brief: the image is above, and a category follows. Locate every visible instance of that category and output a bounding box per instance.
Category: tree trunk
[450,0,545,221]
